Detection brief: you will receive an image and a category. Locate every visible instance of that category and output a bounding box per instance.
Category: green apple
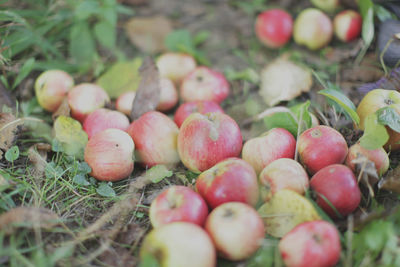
[356,89,400,151]
[310,0,340,13]
[140,222,216,267]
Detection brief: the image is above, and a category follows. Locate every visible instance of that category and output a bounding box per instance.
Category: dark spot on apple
[196,75,204,82]
[223,208,235,218]
[115,144,119,147]
[385,98,394,105]
[312,234,321,243]
[311,129,322,138]
[153,248,164,263]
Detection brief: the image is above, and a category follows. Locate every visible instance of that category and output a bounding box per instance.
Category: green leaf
[74,0,100,20]
[24,119,53,143]
[376,106,400,133]
[359,113,389,149]
[193,30,210,45]
[52,139,64,153]
[225,67,259,83]
[374,5,395,22]
[93,21,115,49]
[145,165,173,184]
[12,58,35,89]
[96,183,116,197]
[96,58,142,98]
[53,116,88,159]
[139,253,160,267]
[289,101,312,133]
[165,29,193,52]
[5,145,19,162]
[73,174,90,186]
[69,22,96,68]
[263,112,298,137]
[77,162,91,174]
[359,0,374,46]
[49,244,75,265]
[318,88,360,125]
[247,238,280,267]
[45,162,64,179]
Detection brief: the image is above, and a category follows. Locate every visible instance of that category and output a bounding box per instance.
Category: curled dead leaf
[259,58,312,107]
[125,16,173,53]
[379,164,400,194]
[28,143,51,178]
[351,154,379,197]
[0,113,23,160]
[0,207,60,235]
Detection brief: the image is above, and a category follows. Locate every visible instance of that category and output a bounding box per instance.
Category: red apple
[310,164,361,218]
[35,70,74,112]
[298,125,348,174]
[196,158,259,209]
[84,128,134,181]
[156,78,178,112]
[115,91,135,115]
[242,128,296,174]
[140,222,216,267]
[279,220,341,267]
[334,10,362,42]
[345,142,389,176]
[68,83,110,123]
[259,158,309,202]
[205,202,265,261]
[156,52,197,85]
[177,112,242,173]
[174,101,224,128]
[180,67,230,104]
[127,111,180,168]
[255,9,293,48]
[149,185,208,228]
[293,8,333,50]
[83,108,130,139]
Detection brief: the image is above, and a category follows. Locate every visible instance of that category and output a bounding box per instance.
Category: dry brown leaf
[130,57,160,120]
[125,16,172,53]
[52,98,70,120]
[351,154,380,197]
[0,113,23,160]
[378,164,400,194]
[28,143,51,178]
[0,207,60,234]
[259,58,312,107]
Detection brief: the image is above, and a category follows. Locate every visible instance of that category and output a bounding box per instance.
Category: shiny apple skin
[83,108,130,139]
[174,101,224,128]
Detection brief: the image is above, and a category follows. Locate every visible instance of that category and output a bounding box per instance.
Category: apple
[293,8,333,50]
[34,70,74,112]
[310,164,361,218]
[356,89,400,151]
[259,158,309,202]
[140,222,216,267]
[156,78,179,112]
[205,202,265,261]
[297,125,348,174]
[83,108,130,139]
[156,52,197,85]
[279,220,341,267]
[174,101,224,128]
[127,111,180,168]
[177,112,242,173]
[149,185,208,228]
[310,0,340,13]
[84,128,134,181]
[242,128,296,174]
[68,83,110,123]
[196,158,259,209]
[345,142,389,176]
[180,67,230,104]
[255,9,293,48]
[116,91,135,115]
[334,10,362,42]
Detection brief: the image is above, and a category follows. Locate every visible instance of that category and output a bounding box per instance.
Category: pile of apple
[255,0,363,50]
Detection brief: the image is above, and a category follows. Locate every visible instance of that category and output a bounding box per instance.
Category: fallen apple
[84,128,134,181]
[174,101,224,128]
[34,69,74,112]
[156,52,197,85]
[310,0,340,13]
[196,157,259,209]
[178,112,242,173]
[156,78,179,112]
[83,108,130,139]
[116,91,136,115]
[205,202,265,261]
[149,185,209,228]
[334,10,362,42]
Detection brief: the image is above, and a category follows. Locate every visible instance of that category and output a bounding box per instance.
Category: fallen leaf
[0,207,60,235]
[53,116,88,159]
[0,113,23,160]
[125,16,173,53]
[130,57,160,120]
[96,58,142,99]
[378,164,400,194]
[28,143,51,179]
[52,98,70,120]
[351,154,380,197]
[259,58,312,107]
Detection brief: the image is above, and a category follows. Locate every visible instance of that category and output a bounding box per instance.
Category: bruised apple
[242,128,296,174]
[116,91,135,115]
[83,108,130,139]
[174,101,224,128]
[196,158,259,209]
[127,111,180,168]
[84,128,134,181]
[35,70,74,112]
[178,112,242,173]
[156,53,197,85]
[149,185,208,228]
[68,83,110,123]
